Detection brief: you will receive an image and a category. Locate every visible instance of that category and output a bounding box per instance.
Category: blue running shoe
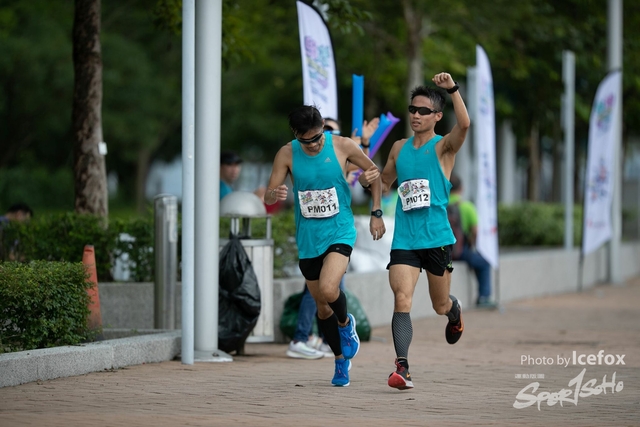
[331,358,350,387]
[338,313,360,360]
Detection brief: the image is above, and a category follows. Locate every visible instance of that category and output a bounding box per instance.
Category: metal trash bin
[220,191,274,342]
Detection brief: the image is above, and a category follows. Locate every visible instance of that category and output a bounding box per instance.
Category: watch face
[372,209,383,218]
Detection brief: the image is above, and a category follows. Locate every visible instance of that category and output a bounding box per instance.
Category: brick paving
[1,277,639,427]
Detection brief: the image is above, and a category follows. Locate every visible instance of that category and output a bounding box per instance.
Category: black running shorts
[298,244,353,281]
[386,245,454,277]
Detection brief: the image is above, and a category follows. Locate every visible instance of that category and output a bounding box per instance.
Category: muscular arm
[440,90,470,155]
[338,137,385,240]
[433,73,471,176]
[263,145,292,205]
[379,139,403,194]
[346,117,379,173]
[342,138,382,211]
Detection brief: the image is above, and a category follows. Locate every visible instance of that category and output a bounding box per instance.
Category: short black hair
[323,117,341,132]
[221,151,243,165]
[410,85,445,112]
[288,105,323,136]
[7,202,33,217]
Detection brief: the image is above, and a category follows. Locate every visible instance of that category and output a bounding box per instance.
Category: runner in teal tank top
[392,135,456,251]
[264,105,385,387]
[376,73,471,391]
[291,133,356,259]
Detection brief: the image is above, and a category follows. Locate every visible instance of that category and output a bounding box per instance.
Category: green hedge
[0,203,592,283]
[0,261,95,353]
[0,213,158,282]
[0,203,599,354]
[1,213,118,280]
[497,203,583,247]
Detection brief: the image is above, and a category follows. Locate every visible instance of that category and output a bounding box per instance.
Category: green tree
[101,1,181,212]
[2,0,640,212]
[0,0,74,170]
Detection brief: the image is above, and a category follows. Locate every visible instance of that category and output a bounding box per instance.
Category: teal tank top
[391,135,455,250]
[292,134,356,259]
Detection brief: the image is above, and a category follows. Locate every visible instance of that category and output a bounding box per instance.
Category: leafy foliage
[0,210,301,281]
[0,166,74,211]
[0,213,118,280]
[497,203,583,247]
[0,261,94,353]
[1,0,639,219]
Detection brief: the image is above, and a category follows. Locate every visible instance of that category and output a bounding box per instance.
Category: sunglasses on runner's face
[408,105,439,116]
[296,131,324,144]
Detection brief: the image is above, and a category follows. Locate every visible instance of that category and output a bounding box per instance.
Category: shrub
[497,203,583,247]
[0,203,588,286]
[1,213,119,281]
[0,261,95,353]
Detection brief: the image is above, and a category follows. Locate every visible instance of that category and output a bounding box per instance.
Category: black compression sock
[317,313,341,356]
[391,312,413,363]
[327,290,348,324]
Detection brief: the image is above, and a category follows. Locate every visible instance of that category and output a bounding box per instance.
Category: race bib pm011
[298,187,340,219]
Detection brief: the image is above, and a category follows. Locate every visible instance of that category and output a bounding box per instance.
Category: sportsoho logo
[513,350,625,410]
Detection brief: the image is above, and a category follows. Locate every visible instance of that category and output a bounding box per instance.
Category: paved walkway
[1,277,639,427]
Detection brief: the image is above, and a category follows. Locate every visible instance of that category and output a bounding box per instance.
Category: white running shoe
[286,341,324,359]
[307,335,334,357]
[317,342,334,357]
[307,335,322,349]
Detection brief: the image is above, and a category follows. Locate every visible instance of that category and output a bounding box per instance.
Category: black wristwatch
[447,82,460,94]
[371,209,383,218]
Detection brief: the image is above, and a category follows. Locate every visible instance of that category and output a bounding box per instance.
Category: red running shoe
[445,297,464,344]
[388,359,414,390]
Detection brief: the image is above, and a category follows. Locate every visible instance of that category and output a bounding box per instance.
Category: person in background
[220,151,243,200]
[448,174,496,308]
[324,116,379,181]
[0,203,33,224]
[0,202,33,261]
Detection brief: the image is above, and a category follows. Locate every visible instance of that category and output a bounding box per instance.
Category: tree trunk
[402,0,423,136]
[72,0,108,217]
[135,146,152,214]
[527,122,540,201]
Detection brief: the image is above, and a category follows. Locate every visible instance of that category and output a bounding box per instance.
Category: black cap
[221,151,243,165]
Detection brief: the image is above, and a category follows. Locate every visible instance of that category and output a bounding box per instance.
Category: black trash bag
[218,234,261,353]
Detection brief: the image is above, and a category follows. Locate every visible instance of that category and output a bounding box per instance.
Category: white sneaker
[318,342,333,357]
[307,335,322,349]
[286,341,324,359]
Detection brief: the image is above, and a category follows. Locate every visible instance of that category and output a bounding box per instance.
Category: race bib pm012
[398,179,431,211]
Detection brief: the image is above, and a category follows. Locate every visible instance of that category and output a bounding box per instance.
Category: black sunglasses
[296,131,324,144]
[408,105,440,116]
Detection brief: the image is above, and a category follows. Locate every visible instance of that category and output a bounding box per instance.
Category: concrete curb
[0,331,181,388]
